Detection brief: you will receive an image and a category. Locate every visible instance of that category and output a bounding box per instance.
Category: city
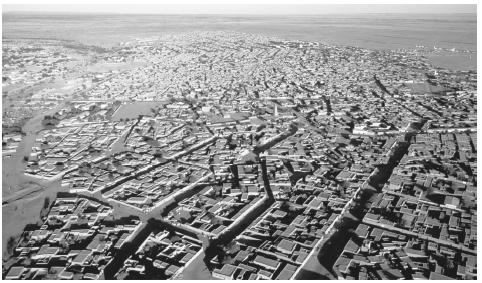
[2,14,477,281]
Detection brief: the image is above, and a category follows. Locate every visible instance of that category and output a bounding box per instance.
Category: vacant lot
[112,101,167,121]
[407,82,448,95]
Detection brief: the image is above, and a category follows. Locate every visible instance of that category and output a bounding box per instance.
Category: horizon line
[3,4,476,15]
[3,11,477,15]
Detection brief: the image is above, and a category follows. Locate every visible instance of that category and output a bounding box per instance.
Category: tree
[43,197,50,209]
[6,236,17,255]
[40,197,51,219]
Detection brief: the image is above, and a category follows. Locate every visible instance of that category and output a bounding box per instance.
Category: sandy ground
[427,52,476,71]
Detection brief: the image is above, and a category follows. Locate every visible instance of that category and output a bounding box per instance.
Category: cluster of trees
[6,236,17,255]
[41,115,60,128]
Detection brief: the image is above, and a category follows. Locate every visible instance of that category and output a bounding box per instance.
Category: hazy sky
[3,4,477,14]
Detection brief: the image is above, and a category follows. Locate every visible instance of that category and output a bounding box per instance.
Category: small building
[253,255,280,271]
[212,264,237,280]
[5,267,26,280]
[276,239,296,254]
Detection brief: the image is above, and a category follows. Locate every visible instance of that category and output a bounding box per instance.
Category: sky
[2,4,477,14]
